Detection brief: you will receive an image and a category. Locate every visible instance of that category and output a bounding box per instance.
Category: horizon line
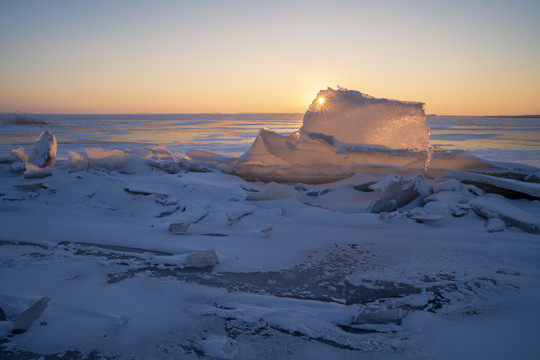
[2,111,540,118]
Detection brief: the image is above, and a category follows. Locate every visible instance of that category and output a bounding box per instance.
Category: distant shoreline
[2,112,540,119]
[485,115,540,119]
[0,112,304,116]
[428,114,540,118]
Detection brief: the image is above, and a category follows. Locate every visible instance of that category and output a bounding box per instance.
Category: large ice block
[301,88,429,151]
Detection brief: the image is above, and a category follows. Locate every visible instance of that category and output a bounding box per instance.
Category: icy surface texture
[28,130,57,168]
[301,88,429,151]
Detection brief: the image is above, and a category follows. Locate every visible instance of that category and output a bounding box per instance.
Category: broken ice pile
[232,88,500,183]
[0,130,57,179]
[67,145,207,174]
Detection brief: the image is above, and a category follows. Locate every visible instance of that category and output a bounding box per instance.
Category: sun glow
[317,97,325,105]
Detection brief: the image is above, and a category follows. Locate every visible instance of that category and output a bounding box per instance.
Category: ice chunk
[14,182,44,191]
[169,203,210,233]
[68,145,210,174]
[432,179,462,193]
[0,147,28,163]
[186,250,219,269]
[424,187,473,218]
[404,208,444,223]
[470,196,540,234]
[449,203,471,217]
[156,205,180,218]
[525,172,540,183]
[28,130,57,168]
[0,152,27,174]
[237,128,293,166]
[227,205,257,225]
[368,174,403,192]
[68,151,90,172]
[139,145,208,173]
[136,144,175,158]
[168,222,190,234]
[24,164,52,179]
[302,88,429,151]
[241,184,258,192]
[180,203,210,223]
[85,148,130,171]
[486,218,505,233]
[235,128,358,183]
[260,226,273,237]
[12,296,50,334]
[185,149,237,171]
[370,174,429,213]
[11,162,27,174]
[199,335,236,359]
[353,306,407,325]
[2,190,34,201]
[246,182,303,202]
[123,179,172,197]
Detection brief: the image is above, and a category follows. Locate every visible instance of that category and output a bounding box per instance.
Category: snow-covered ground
[1,165,539,359]
[1,90,540,359]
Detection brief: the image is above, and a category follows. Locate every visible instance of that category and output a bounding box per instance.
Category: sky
[0,0,539,115]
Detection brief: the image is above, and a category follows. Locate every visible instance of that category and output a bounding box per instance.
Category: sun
[317,97,325,105]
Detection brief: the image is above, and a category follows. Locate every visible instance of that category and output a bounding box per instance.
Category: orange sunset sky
[1,0,539,115]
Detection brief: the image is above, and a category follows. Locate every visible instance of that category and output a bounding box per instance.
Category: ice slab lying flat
[302,88,429,151]
[446,170,540,200]
[470,196,540,234]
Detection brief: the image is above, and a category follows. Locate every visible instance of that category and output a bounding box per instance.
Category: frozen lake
[1,113,539,167]
[1,109,540,359]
